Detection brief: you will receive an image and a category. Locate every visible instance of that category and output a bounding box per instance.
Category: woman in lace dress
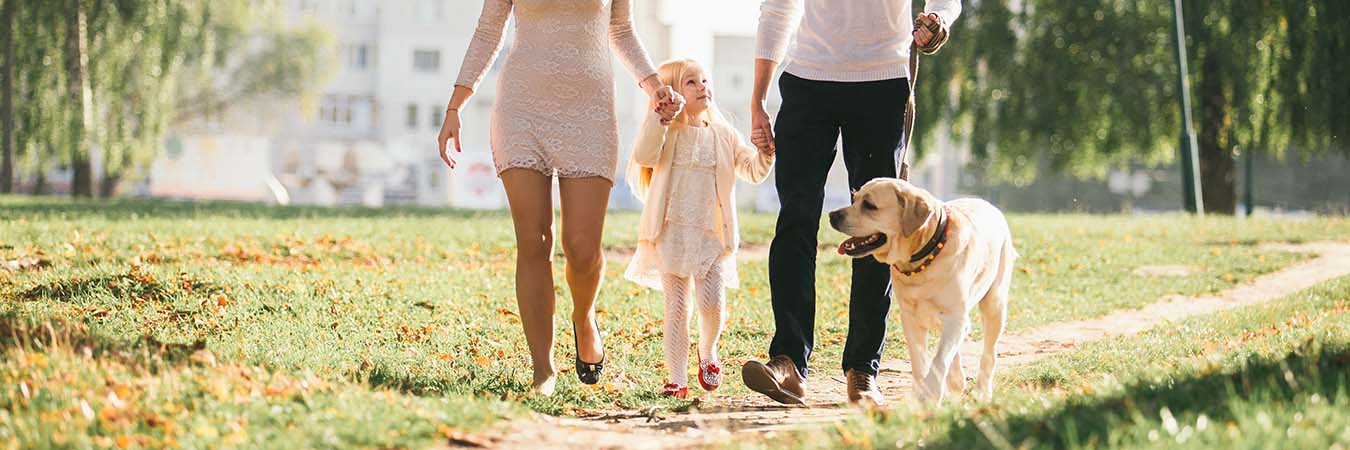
[437,0,680,395]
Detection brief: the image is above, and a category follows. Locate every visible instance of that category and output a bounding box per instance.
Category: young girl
[624,59,775,398]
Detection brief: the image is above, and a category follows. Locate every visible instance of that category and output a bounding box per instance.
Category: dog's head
[828,178,942,265]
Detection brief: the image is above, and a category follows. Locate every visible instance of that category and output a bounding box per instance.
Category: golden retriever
[828,178,1015,404]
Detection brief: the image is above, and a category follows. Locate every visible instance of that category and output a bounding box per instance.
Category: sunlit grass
[2,196,1348,447]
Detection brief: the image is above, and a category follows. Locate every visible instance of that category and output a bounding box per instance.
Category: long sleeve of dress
[608,0,658,84]
[631,112,669,167]
[454,0,513,91]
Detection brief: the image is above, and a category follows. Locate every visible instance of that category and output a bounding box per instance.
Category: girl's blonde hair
[628,58,731,201]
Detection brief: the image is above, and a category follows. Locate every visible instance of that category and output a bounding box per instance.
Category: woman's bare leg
[558,176,611,364]
[501,169,558,393]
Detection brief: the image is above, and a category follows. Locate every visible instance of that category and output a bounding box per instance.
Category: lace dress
[454,0,658,182]
[626,126,734,289]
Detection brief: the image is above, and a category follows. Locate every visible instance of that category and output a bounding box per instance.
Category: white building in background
[153,0,963,208]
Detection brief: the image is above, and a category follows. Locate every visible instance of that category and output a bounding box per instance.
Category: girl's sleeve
[609,0,659,84]
[632,112,669,167]
[454,0,513,91]
[729,127,774,184]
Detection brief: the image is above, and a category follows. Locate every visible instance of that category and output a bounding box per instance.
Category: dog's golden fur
[830,178,1016,404]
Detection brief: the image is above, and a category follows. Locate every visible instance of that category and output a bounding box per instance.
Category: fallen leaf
[189,349,217,367]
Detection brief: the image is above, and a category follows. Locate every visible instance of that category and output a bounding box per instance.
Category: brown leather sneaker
[846,369,886,407]
[741,355,807,405]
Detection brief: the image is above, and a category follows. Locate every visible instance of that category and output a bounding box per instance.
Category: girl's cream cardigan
[625,111,775,256]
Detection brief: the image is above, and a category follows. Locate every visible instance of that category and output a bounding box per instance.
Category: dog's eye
[861,200,876,211]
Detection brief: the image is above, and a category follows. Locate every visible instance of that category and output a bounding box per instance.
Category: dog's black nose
[828,210,842,229]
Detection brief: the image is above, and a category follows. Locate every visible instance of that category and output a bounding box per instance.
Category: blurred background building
[150,0,970,211]
[143,0,1348,214]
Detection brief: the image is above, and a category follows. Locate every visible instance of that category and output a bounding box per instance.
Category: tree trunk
[98,171,117,198]
[1197,52,1236,214]
[1,0,15,193]
[64,0,93,197]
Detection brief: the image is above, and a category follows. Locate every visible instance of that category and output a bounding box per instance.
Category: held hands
[437,107,461,169]
[750,101,774,155]
[654,85,685,125]
[914,12,950,55]
[751,128,774,157]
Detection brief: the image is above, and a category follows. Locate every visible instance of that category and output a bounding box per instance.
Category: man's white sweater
[757,0,961,82]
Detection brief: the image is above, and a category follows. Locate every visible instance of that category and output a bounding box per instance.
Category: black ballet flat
[573,319,605,385]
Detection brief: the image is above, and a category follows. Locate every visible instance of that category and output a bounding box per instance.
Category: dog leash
[899,43,919,181]
[900,15,943,182]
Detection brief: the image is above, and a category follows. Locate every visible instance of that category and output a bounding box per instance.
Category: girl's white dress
[625,125,735,289]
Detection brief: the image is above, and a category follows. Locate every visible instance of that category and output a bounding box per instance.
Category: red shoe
[699,358,723,391]
[660,383,688,399]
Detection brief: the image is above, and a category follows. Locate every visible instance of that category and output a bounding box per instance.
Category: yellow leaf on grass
[189,349,217,367]
[474,356,491,367]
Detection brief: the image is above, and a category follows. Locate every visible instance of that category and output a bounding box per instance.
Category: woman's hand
[654,86,684,124]
[438,108,462,169]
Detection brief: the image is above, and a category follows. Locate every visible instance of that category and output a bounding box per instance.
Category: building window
[318,95,350,126]
[318,95,375,130]
[355,45,369,69]
[413,49,441,73]
[429,107,444,129]
[344,43,372,70]
[406,104,419,129]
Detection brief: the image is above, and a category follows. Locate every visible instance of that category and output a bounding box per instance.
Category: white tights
[660,268,726,387]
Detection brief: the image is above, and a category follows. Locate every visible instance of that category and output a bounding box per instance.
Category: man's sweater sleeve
[923,0,962,27]
[754,0,804,63]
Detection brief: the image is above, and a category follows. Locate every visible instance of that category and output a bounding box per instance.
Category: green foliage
[912,0,1349,189]
[6,0,330,194]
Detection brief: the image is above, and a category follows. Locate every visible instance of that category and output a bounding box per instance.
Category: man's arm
[750,0,803,153]
[750,58,779,153]
[922,0,961,28]
[915,1,962,54]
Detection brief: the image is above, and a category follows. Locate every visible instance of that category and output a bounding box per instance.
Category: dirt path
[459,242,1350,449]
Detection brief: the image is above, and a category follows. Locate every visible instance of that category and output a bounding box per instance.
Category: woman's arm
[437,86,472,168]
[612,0,682,122]
[609,0,658,86]
[453,0,512,92]
[439,0,512,169]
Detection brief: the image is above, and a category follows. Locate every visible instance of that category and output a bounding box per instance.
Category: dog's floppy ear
[897,186,934,238]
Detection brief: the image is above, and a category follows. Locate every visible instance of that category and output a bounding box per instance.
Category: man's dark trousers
[767,71,910,379]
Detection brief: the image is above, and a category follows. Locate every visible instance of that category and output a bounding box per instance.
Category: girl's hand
[438,108,461,169]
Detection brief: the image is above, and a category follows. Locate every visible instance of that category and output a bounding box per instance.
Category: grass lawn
[2,196,1349,448]
[768,276,1350,450]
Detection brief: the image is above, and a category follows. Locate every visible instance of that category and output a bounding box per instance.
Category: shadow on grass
[0,196,509,221]
[18,270,225,303]
[0,312,207,365]
[928,342,1350,449]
